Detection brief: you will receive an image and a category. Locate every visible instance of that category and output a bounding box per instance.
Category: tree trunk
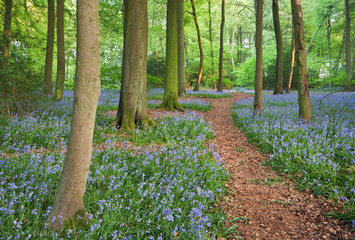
[345,0,352,90]
[115,0,152,131]
[161,0,183,111]
[287,26,295,93]
[226,26,235,72]
[44,0,55,95]
[326,18,332,66]
[46,0,100,231]
[191,0,204,91]
[0,0,12,106]
[208,0,216,90]
[54,0,65,101]
[272,0,284,95]
[238,26,243,64]
[306,21,323,53]
[254,0,263,115]
[333,31,345,72]
[178,0,186,96]
[291,0,311,122]
[217,0,225,92]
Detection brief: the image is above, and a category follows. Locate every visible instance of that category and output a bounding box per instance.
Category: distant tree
[344,0,352,91]
[0,0,12,113]
[217,0,225,92]
[291,0,311,122]
[208,0,216,90]
[44,0,55,95]
[254,0,263,115]
[272,0,283,95]
[190,0,204,91]
[115,0,153,131]
[161,0,183,111]
[46,0,101,231]
[178,0,186,96]
[53,0,65,101]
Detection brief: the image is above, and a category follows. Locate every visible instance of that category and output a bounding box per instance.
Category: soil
[191,93,353,240]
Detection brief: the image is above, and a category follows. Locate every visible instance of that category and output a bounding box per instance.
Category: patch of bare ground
[201,93,354,240]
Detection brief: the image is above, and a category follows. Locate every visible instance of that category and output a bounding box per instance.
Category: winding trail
[201,93,353,240]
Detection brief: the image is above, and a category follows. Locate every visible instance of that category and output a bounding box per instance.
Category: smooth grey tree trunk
[46,0,101,231]
[54,0,65,101]
[115,0,152,131]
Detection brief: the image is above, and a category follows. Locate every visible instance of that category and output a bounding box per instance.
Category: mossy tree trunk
[190,0,204,91]
[44,0,55,95]
[115,0,152,131]
[178,0,186,96]
[161,0,183,111]
[53,0,65,101]
[344,0,352,91]
[0,0,12,113]
[254,0,263,115]
[217,0,225,92]
[46,0,100,231]
[291,0,312,122]
[272,0,283,95]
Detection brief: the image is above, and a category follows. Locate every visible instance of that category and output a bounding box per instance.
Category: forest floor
[171,93,353,240]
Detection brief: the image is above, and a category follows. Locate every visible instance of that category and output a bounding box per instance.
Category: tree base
[160,95,184,111]
[114,113,154,132]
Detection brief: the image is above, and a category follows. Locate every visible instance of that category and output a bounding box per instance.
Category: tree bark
[44,0,55,95]
[46,0,100,231]
[272,0,284,94]
[54,0,65,101]
[217,0,225,92]
[190,0,204,91]
[345,0,352,90]
[0,0,12,104]
[115,0,152,131]
[291,0,311,122]
[161,0,183,111]
[326,18,332,66]
[287,26,295,93]
[178,0,186,96]
[208,0,216,90]
[254,0,263,115]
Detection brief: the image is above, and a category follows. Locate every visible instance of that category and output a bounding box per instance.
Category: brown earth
[197,93,354,240]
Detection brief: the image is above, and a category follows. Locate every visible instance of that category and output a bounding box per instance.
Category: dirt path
[202,93,353,240]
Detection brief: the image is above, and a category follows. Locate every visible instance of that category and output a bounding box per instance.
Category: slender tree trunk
[226,26,235,72]
[345,0,352,90]
[161,0,183,111]
[254,0,263,115]
[0,0,12,107]
[291,0,311,122]
[238,26,243,64]
[178,0,186,96]
[333,31,345,72]
[306,21,323,53]
[273,0,284,94]
[287,26,295,93]
[208,0,216,90]
[326,18,332,66]
[115,0,152,131]
[44,0,55,95]
[217,0,225,92]
[54,0,65,101]
[46,0,100,231]
[190,0,204,91]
